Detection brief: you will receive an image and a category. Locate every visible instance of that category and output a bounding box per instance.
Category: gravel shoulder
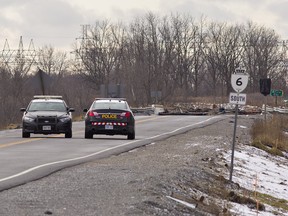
[0,115,261,215]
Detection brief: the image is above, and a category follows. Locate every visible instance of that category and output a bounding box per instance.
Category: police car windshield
[28,102,67,112]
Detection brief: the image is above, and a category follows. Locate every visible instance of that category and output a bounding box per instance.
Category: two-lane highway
[0,114,226,191]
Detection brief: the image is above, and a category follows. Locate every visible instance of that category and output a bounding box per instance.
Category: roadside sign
[229,92,247,105]
[231,68,249,93]
[270,89,283,97]
[229,67,249,182]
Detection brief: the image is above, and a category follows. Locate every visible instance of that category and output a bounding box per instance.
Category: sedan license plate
[43,125,51,130]
[105,125,113,130]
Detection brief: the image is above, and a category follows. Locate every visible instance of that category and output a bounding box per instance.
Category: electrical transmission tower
[74,24,91,58]
[0,36,37,73]
[280,40,288,63]
[71,24,92,73]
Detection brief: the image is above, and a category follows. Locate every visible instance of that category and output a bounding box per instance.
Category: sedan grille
[37,116,57,124]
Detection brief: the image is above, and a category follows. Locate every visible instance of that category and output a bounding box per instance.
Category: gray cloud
[266,1,288,39]
[1,0,86,49]
[1,0,287,51]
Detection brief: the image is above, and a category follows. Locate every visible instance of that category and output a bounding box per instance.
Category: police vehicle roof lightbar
[33,95,63,99]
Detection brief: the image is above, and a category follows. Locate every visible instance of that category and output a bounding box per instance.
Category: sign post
[229,68,248,182]
[260,78,271,122]
[270,89,283,107]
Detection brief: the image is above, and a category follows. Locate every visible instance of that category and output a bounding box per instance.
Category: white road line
[0,116,219,183]
[146,116,219,139]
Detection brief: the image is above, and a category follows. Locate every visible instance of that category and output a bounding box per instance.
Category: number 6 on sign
[231,73,249,93]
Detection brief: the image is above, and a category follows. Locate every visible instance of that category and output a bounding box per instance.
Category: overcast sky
[1,0,288,52]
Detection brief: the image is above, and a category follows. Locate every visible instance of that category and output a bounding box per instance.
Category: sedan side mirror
[83,108,88,112]
[68,108,75,112]
[20,108,26,112]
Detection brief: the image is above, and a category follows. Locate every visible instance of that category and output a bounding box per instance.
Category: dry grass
[257,192,288,211]
[2,124,21,130]
[251,114,288,155]
[73,115,85,121]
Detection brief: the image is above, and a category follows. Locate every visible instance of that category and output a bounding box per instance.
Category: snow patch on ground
[224,144,288,215]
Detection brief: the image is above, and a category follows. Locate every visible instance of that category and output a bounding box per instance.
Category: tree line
[0,13,287,128]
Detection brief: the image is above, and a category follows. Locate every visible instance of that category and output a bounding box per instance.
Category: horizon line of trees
[0,12,288,128]
[73,13,288,105]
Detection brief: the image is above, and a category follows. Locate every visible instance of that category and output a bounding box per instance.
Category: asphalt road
[0,114,226,191]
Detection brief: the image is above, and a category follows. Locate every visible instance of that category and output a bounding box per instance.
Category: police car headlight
[23,116,35,123]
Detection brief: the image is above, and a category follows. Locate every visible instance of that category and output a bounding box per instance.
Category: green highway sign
[270,89,283,97]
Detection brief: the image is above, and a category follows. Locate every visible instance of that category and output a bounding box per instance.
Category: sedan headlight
[59,117,71,123]
[23,116,35,123]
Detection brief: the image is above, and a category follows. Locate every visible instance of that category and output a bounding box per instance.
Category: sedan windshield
[28,102,67,112]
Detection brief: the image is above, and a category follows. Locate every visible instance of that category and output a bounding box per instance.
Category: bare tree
[34,45,71,96]
[157,15,178,102]
[241,22,282,92]
[0,66,13,128]
[205,22,243,96]
[74,20,126,94]
[4,47,36,99]
[37,45,69,76]
[143,13,167,103]
[170,14,194,97]
[125,13,164,104]
[189,16,208,97]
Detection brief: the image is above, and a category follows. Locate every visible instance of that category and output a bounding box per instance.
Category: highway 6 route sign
[231,68,249,93]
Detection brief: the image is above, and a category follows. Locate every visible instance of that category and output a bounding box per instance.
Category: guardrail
[262,106,288,114]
